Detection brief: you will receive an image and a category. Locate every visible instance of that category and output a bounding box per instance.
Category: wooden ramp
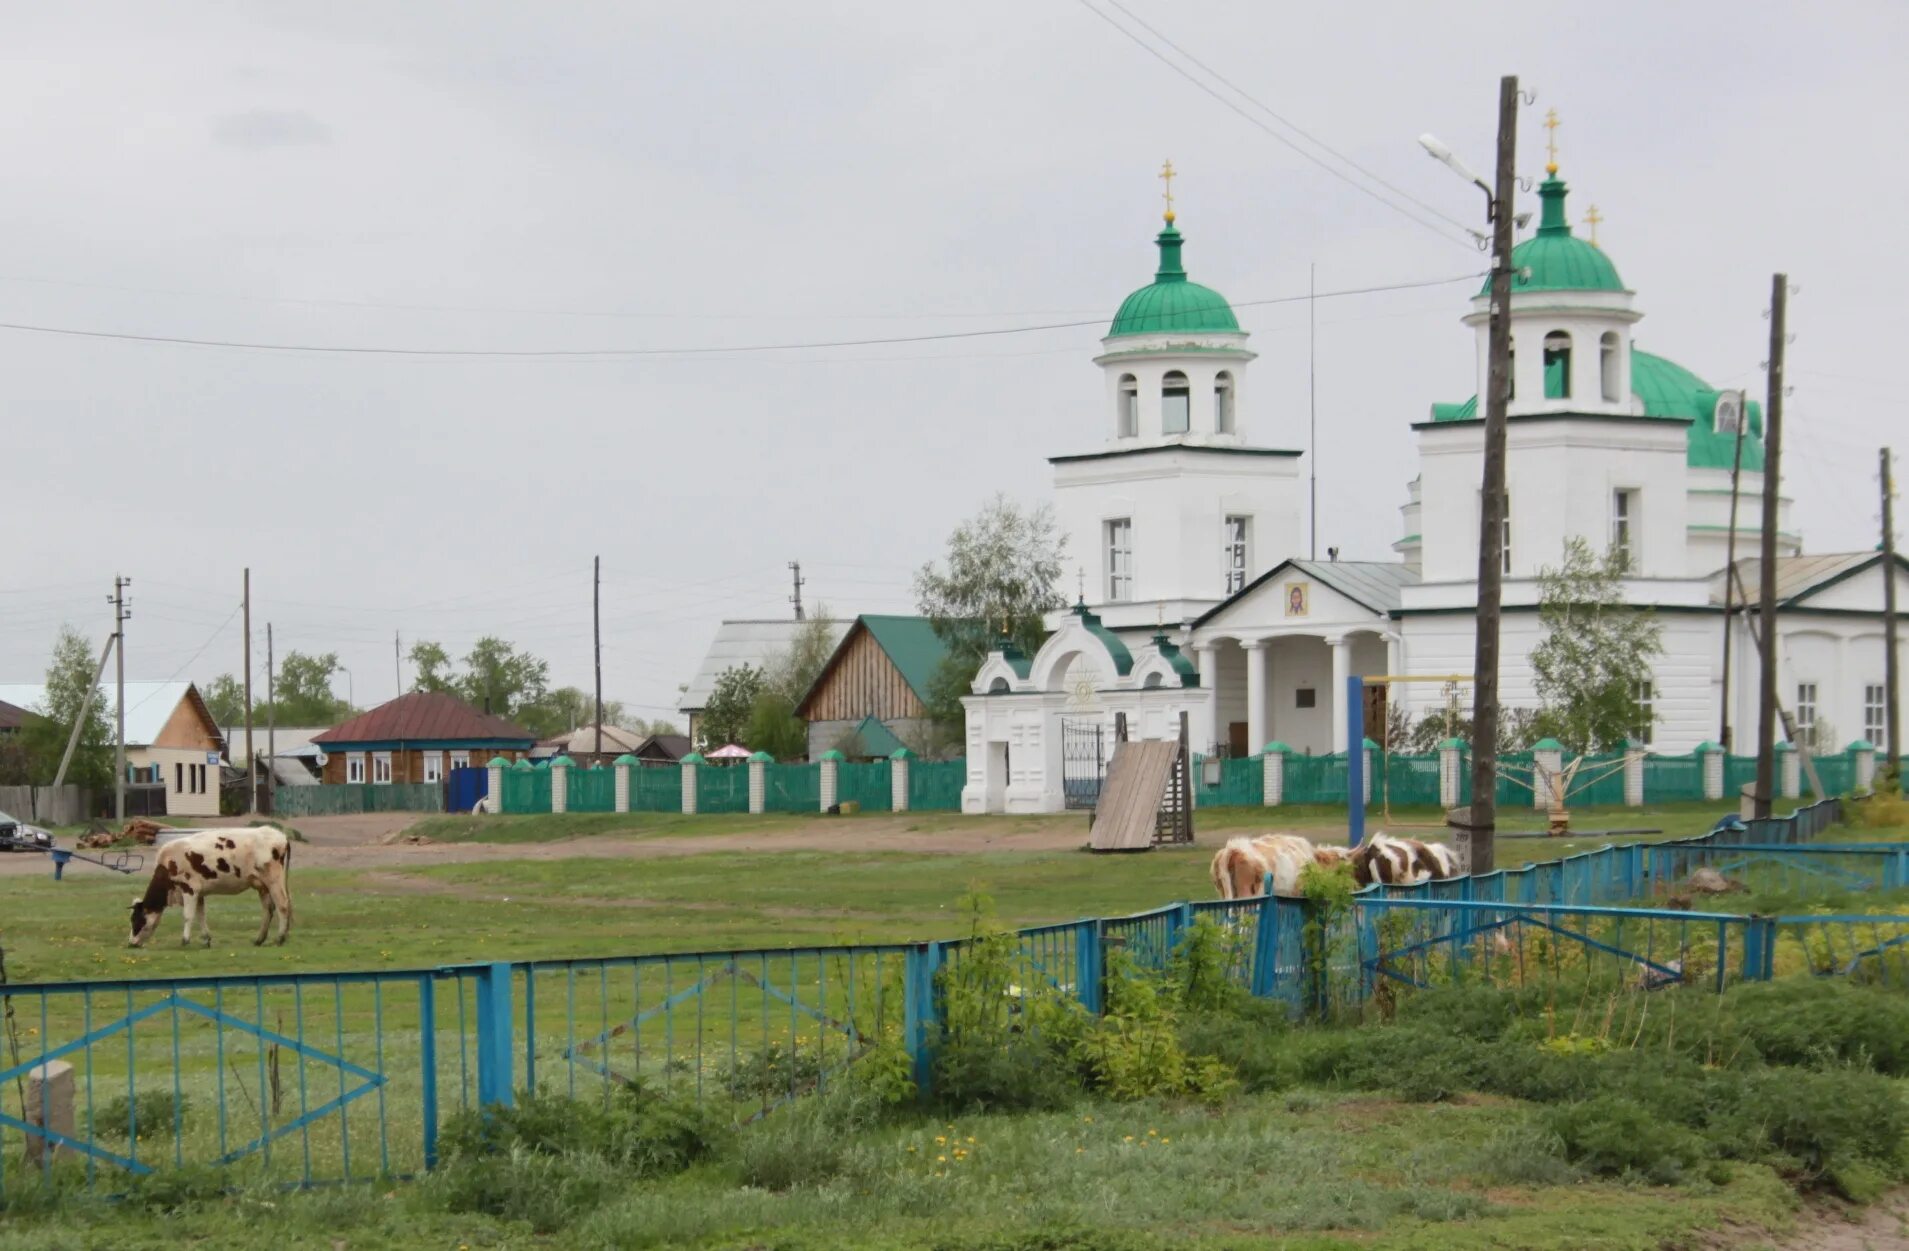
[1089,740,1180,852]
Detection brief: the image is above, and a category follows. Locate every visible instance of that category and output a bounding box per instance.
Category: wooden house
[793,615,957,759]
[312,692,533,786]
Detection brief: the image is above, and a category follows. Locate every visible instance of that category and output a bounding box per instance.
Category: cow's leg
[253,885,274,946]
[198,897,214,948]
[180,895,198,946]
[269,877,293,945]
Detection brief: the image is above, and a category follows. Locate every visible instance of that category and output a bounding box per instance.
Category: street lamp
[337,666,354,712]
[1417,77,1520,875]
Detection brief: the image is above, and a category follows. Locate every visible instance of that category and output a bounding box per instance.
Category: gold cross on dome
[1584,204,1603,247]
[1159,158,1177,223]
[1543,108,1561,175]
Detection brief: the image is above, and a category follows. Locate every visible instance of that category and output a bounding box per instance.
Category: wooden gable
[152,686,224,752]
[798,623,928,721]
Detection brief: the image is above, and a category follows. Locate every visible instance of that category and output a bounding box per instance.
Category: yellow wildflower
[1147,1128,1158,1136]
[937,1155,947,1164]
[1123,1134,1134,1143]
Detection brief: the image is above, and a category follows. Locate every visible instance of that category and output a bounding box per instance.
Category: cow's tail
[1210,845,1234,900]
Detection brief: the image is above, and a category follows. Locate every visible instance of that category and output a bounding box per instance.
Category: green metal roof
[1073,604,1134,675]
[849,716,908,758]
[1478,176,1624,296]
[1107,222,1240,338]
[1149,632,1200,686]
[857,615,954,703]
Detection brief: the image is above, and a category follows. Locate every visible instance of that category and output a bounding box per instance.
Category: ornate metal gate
[1061,718,1106,810]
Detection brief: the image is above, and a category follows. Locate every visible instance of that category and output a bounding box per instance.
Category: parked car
[0,811,54,852]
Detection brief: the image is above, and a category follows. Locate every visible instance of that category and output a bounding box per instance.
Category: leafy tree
[273,651,353,724]
[514,687,627,741]
[0,736,32,786]
[18,626,113,787]
[744,691,808,760]
[202,674,247,726]
[764,606,838,705]
[914,494,1066,723]
[1530,537,1663,755]
[457,637,549,721]
[408,641,458,694]
[698,665,762,750]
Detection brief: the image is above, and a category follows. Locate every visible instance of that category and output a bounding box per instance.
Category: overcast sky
[2,1,1901,724]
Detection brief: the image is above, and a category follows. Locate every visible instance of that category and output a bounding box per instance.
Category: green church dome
[1477,174,1624,296]
[1108,220,1241,338]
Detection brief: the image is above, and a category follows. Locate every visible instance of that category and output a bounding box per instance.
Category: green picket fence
[907,759,966,811]
[1193,755,1262,807]
[501,768,551,813]
[631,763,680,812]
[272,783,444,816]
[837,761,892,811]
[764,763,820,813]
[1641,753,1701,801]
[1376,753,1442,808]
[1284,753,1351,804]
[697,764,751,814]
[569,767,615,813]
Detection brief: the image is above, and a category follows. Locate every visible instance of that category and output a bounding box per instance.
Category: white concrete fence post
[486,758,506,813]
[24,1061,73,1167]
[1531,739,1565,811]
[613,755,633,813]
[680,753,702,815]
[748,752,770,815]
[1438,737,1464,809]
[818,750,842,812]
[1624,742,1645,808]
[1698,742,1724,802]
[1777,741,1800,800]
[1262,742,1288,807]
[549,756,571,814]
[1361,738,1377,807]
[1853,740,1878,794]
[890,749,912,812]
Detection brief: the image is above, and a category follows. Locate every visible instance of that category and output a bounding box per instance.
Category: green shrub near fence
[631,764,680,812]
[836,761,891,811]
[273,783,444,816]
[569,767,615,813]
[764,763,819,813]
[907,759,966,811]
[697,764,751,814]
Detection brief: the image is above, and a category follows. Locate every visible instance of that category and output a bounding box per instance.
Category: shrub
[732,1077,896,1190]
[95,1090,190,1141]
[1717,981,1909,1076]
[438,1084,725,1177]
[1178,1008,1299,1092]
[119,1165,228,1214]
[720,1039,825,1101]
[1707,1067,1908,1194]
[424,1146,619,1233]
[1544,1095,1708,1184]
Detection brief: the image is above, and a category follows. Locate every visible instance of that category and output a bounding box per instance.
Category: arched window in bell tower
[1600,332,1621,402]
[1117,374,1138,438]
[1543,330,1573,399]
[1214,371,1236,433]
[1161,371,1190,434]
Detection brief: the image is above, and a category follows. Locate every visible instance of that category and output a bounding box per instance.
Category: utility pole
[788,560,805,622]
[1309,261,1318,562]
[266,623,276,817]
[1718,389,1749,748]
[243,568,255,814]
[394,630,402,699]
[593,555,603,759]
[1883,446,1900,775]
[1463,74,1520,876]
[112,575,129,822]
[1754,274,1788,819]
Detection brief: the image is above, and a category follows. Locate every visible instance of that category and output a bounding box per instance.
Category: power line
[0,273,1482,360]
[1074,0,1481,249]
[1093,0,1478,237]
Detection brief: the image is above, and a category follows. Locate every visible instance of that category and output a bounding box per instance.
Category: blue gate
[446,767,488,814]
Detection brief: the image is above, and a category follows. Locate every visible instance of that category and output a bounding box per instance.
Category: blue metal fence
[2,796,1886,1198]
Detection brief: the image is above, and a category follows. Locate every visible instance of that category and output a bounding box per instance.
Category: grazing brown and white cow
[1211,834,1331,899]
[128,827,293,948]
[1348,834,1461,888]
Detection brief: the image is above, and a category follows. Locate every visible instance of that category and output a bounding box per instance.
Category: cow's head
[128,894,165,947]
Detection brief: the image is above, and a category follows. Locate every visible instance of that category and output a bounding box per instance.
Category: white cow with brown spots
[127,827,293,948]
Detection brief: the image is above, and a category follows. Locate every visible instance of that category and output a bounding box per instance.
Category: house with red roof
[311,691,535,786]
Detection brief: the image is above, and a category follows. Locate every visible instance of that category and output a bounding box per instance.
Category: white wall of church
[1099,354,1251,445]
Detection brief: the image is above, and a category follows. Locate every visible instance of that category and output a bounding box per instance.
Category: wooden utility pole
[266,623,276,816]
[593,555,603,759]
[394,630,402,699]
[1883,446,1900,774]
[1754,275,1788,818]
[113,575,129,822]
[1465,74,1520,875]
[243,568,255,814]
[1718,390,1749,748]
[788,560,806,622]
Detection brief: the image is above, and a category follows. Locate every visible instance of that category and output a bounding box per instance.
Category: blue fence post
[1346,675,1366,847]
[1250,897,1279,998]
[474,962,514,1110]
[418,974,440,1168]
[521,968,536,1095]
[904,941,943,1093]
[1074,921,1103,1014]
[1743,917,1777,981]
[1165,902,1193,960]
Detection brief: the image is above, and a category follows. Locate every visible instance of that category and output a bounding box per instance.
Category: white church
[962,153,1905,814]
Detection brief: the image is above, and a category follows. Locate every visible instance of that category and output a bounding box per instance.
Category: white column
[24,1061,74,1167]
[486,761,505,813]
[1194,644,1222,754]
[748,755,767,814]
[1263,746,1285,806]
[891,753,911,812]
[550,760,569,814]
[1779,745,1800,799]
[614,759,631,813]
[1533,742,1563,810]
[1385,632,1403,680]
[1624,745,1645,807]
[681,759,698,815]
[1244,640,1268,757]
[1439,740,1463,808]
[819,753,840,812]
[1328,635,1352,754]
[1700,745,1724,802]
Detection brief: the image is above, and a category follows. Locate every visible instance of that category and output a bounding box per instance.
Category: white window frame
[1633,678,1655,746]
[372,751,393,785]
[1116,375,1138,439]
[346,752,366,784]
[1214,372,1236,434]
[1864,684,1886,745]
[450,750,471,770]
[1222,515,1249,595]
[1795,683,1819,750]
[1105,518,1134,602]
[421,751,444,784]
[1611,488,1636,566]
[1161,372,1190,435]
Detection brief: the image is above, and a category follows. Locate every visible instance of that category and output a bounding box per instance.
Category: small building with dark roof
[312,691,534,786]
